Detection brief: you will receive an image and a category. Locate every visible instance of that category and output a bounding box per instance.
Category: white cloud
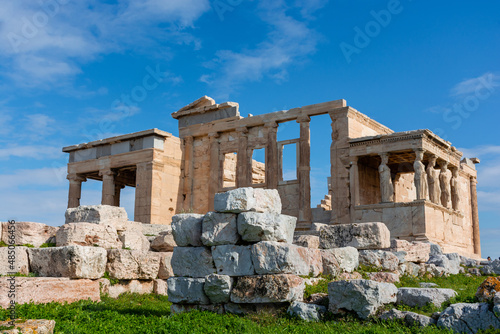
[0,0,210,88]
[0,167,67,190]
[451,72,500,97]
[200,0,325,98]
[0,145,63,160]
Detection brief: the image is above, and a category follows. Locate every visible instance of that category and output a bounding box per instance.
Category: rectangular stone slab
[230,274,304,303]
[0,277,100,308]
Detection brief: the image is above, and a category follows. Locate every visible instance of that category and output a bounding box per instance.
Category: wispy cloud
[0,145,63,160]
[0,0,210,89]
[200,0,325,98]
[451,72,500,97]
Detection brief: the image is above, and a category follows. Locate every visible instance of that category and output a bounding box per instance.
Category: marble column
[451,167,461,210]
[379,153,394,203]
[414,149,428,200]
[236,127,250,188]
[265,122,279,189]
[208,132,220,211]
[427,154,441,204]
[470,177,481,255]
[297,115,312,225]
[439,161,452,208]
[67,174,86,208]
[114,183,125,207]
[182,136,194,211]
[100,169,115,206]
[135,161,164,224]
[349,156,360,223]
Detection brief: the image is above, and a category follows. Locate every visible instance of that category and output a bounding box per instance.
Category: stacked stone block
[167,187,318,314]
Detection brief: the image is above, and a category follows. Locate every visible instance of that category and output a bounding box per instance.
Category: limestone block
[397,288,457,308]
[237,212,296,243]
[230,274,305,304]
[56,223,122,249]
[494,293,500,305]
[428,242,443,256]
[419,282,439,288]
[167,277,209,304]
[154,279,168,296]
[293,235,320,249]
[251,241,322,276]
[119,229,150,251]
[406,262,421,277]
[328,279,398,319]
[0,319,56,334]
[460,256,479,267]
[0,246,29,275]
[171,247,216,278]
[338,272,363,280]
[287,301,326,322]
[359,250,399,272]
[1,222,57,247]
[29,246,106,279]
[437,303,500,333]
[404,312,436,327]
[201,212,239,246]
[204,274,233,304]
[253,188,282,214]
[368,272,400,283]
[379,308,406,321]
[475,277,500,302]
[480,259,500,275]
[171,214,204,247]
[211,245,254,276]
[214,187,256,213]
[107,280,154,298]
[0,277,100,308]
[158,252,174,279]
[321,247,359,276]
[65,205,128,225]
[106,249,161,279]
[427,254,460,275]
[150,231,176,252]
[142,224,172,237]
[386,239,430,263]
[311,223,328,231]
[319,222,390,250]
[98,278,110,295]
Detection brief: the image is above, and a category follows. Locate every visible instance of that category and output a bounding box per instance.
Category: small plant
[122,246,131,250]
[21,244,35,248]
[102,272,119,286]
[0,241,7,247]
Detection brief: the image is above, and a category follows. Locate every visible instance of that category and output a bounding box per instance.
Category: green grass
[0,293,455,334]
[39,242,57,248]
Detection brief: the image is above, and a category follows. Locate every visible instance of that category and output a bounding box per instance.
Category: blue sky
[0,0,499,258]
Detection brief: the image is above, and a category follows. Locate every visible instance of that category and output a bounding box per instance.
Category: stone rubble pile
[167,187,315,314]
[0,206,176,308]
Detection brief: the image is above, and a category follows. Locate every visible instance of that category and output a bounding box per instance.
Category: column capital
[414,148,426,153]
[264,121,278,129]
[208,132,220,138]
[470,176,478,185]
[184,136,194,144]
[99,169,115,177]
[236,126,249,134]
[296,115,311,123]
[67,173,86,182]
[350,156,359,164]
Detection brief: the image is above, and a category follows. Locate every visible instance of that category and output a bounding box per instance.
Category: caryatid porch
[348,129,480,258]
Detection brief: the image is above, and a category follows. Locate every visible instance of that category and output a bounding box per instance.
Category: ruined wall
[158,137,183,224]
[394,173,417,203]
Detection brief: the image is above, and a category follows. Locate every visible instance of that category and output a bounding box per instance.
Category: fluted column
[470,177,481,255]
[67,174,86,208]
[100,169,115,206]
[297,115,312,225]
[265,122,279,189]
[236,127,250,188]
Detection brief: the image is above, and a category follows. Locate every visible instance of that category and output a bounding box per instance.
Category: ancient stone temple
[63,96,481,258]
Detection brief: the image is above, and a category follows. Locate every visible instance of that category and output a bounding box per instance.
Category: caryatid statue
[439,161,452,208]
[414,149,428,200]
[426,155,440,204]
[379,153,394,203]
[451,167,461,210]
